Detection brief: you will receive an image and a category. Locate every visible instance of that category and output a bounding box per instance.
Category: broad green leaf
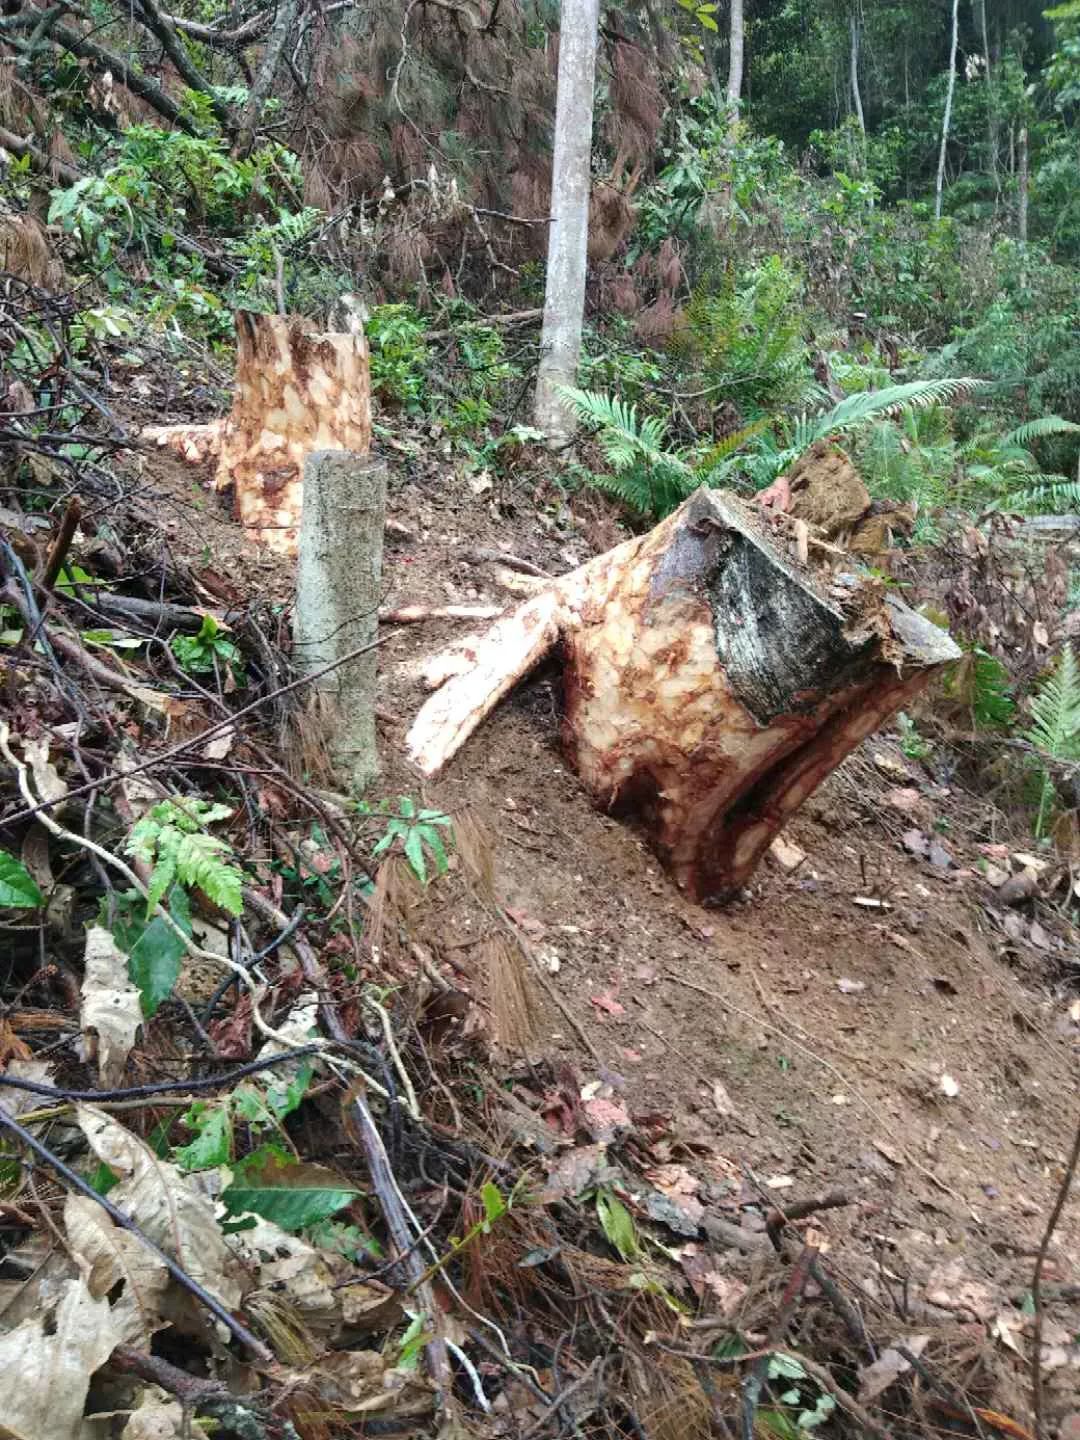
[396,1312,431,1372]
[403,825,427,884]
[596,1188,639,1262]
[0,850,43,909]
[480,1181,506,1229]
[222,1153,360,1231]
[126,886,191,1018]
[768,1353,807,1381]
[81,629,144,650]
[174,1103,232,1171]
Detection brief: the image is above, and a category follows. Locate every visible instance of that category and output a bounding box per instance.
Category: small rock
[770,835,807,871]
[999,867,1039,906]
[983,864,1009,888]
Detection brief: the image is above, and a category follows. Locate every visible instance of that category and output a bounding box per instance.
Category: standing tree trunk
[935,0,960,221]
[727,0,745,130]
[1018,125,1029,243]
[976,0,999,201]
[295,451,387,793]
[849,14,865,136]
[533,0,601,445]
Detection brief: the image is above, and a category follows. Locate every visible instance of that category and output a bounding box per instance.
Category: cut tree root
[408,488,961,902]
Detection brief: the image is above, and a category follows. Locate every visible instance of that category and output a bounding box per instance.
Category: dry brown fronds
[608,39,664,166]
[0,212,64,290]
[480,934,540,1054]
[629,1350,715,1440]
[284,689,339,787]
[366,854,423,979]
[454,807,497,900]
[635,292,678,347]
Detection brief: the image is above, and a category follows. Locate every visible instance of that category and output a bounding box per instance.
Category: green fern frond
[1025,646,1080,761]
[1001,477,1080,513]
[1002,415,1080,448]
[805,377,984,442]
[560,386,690,476]
[694,418,771,475]
[126,799,244,917]
[1024,645,1080,836]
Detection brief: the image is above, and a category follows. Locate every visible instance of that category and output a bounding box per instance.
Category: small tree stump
[294,450,387,793]
[408,488,961,901]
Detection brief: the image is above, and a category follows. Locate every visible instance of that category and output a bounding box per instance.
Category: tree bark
[533,0,600,444]
[849,13,865,136]
[1017,124,1029,244]
[214,312,372,554]
[727,0,745,129]
[295,451,386,793]
[407,489,961,902]
[935,0,959,221]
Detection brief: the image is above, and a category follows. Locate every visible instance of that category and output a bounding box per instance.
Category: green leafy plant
[362,797,453,885]
[171,614,244,679]
[175,1059,315,1173]
[1024,644,1080,836]
[125,798,244,916]
[0,851,43,909]
[109,884,193,1017]
[896,712,932,760]
[595,1187,642,1263]
[366,304,430,411]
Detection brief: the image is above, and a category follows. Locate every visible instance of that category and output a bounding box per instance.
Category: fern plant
[963,415,1080,514]
[125,799,244,916]
[564,376,983,518]
[1024,645,1080,837]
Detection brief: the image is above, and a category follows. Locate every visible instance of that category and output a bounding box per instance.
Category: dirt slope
[155,440,1080,1424]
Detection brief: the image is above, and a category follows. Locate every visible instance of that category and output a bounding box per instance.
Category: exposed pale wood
[214,312,372,555]
[408,489,961,902]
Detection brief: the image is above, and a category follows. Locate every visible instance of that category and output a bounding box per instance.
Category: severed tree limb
[408,489,961,901]
[130,0,232,127]
[161,7,273,44]
[233,0,301,156]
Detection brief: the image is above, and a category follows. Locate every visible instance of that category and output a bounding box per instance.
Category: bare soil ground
[151,438,1080,1427]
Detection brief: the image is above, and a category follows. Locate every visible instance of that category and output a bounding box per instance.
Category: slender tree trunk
[1018,125,1029,243]
[935,0,960,221]
[533,0,600,445]
[727,0,745,130]
[976,0,998,199]
[849,14,865,135]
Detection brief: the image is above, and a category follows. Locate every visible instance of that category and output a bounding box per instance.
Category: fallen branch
[0,1045,321,1103]
[0,1107,273,1361]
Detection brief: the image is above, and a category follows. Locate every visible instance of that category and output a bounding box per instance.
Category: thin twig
[0,1045,322,1102]
[1031,1113,1080,1440]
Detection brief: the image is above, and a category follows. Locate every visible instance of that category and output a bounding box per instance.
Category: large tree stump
[143,311,371,555]
[408,489,961,902]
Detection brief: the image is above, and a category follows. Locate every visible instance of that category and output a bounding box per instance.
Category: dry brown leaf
[64,1194,168,1346]
[0,1058,53,1120]
[857,1334,929,1403]
[79,927,142,1087]
[312,1350,434,1417]
[230,1215,344,1336]
[24,737,67,811]
[76,1107,244,1315]
[120,1389,185,1438]
[0,1276,123,1439]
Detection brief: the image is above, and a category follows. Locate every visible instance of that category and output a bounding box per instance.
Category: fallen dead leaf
[873,1139,905,1166]
[0,1275,123,1440]
[837,977,866,994]
[120,1389,185,1439]
[80,926,142,1087]
[765,1174,794,1190]
[769,835,806,871]
[857,1334,929,1402]
[77,1107,245,1319]
[589,990,625,1018]
[64,1194,168,1346]
[582,1096,631,1142]
[712,1080,736,1117]
[925,1260,995,1320]
[312,1350,434,1416]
